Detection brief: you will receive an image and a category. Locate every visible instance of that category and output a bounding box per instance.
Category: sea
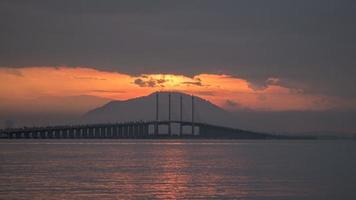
[0,139,355,200]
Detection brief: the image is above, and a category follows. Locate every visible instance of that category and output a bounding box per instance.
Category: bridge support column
[155,123,159,136]
[89,128,93,138]
[108,126,112,138]
[100,127,105,138]
[120,126,125,138]
[113,126,118,138]
[68,129,74,138]
[157,123,160,136]
[145,124,149,137]
[53,130,59,139]
[129,124,133,138]
[179,124,183,137]
[47,130,53,139]
[134,124,138,138]
[62,129,68,138]
[126,125,130,138]
[139,124,144,138]
[40,131,46,139]
[133,124,137,138]
[103,127,107,138]
[122,125,126,138]
[81,128,86,138]
[117,125,122,138]
[74,129,78,138]
[33,131,39,139]
[92,127,97,138]
[101,127,105,138]
[61,130,65,138]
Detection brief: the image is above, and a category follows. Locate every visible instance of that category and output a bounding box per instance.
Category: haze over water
[1,139,355,199]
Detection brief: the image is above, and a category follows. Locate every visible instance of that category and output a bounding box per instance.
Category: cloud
[289,88,304,95]
[91,90,125,94]
[248,77,281,91]
[257,94,267,101]
[3,69,23,77]
[182,81,203,86]
[1,1,355,98]
[73,76,107,80]
[134,78,161,87]
[266,77,280,85]
[1,66,356,112]
[225,99,239,108]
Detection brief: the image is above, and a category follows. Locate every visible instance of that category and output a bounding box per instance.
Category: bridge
[0,93,281,139]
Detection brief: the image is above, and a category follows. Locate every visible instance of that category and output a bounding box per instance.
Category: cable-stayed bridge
[0,93,298,139]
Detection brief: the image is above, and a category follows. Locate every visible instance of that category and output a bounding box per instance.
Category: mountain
[83,92,235,127]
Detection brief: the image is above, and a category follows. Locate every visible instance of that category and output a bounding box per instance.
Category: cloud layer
[0,0,355,99]
[1,66,355,114]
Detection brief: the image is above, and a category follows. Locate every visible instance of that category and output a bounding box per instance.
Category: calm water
[0,140,355,200]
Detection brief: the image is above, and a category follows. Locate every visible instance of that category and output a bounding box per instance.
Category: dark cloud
[1,0,356,98]
[3,68,23,77]
[257,94,267,101]
[134,78,152,87]
[73,76,107,80]
[182,81,203,86]
[248,77,280,91]
[133,78,163,87]
[91,90,125,93]
[156,79,166,84]
[289,88,304,95]
[225,99,239,108]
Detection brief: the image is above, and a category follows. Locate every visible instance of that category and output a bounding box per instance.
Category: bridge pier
[139,124,145,138]
[103,127,108,138]
[122,125,126,138]
[108,126,112,138]
[126,124,130,138]
[34,131,39,138]
[98,127,103,138]
[123,125,127,138]
[99,127,105,138]
[104,126,108,138]
[155,122,159,136]
[39,131,45,139]
[134,124,139,138]
[85,128,89,138]
[128,124,133,138]
[97,127,102,138]
[68,129,74,138]
[132,124,136,138]
[107,126,110,138]
[62,129,67,138]
[113,125,118,138]
[76,128,80,138]
[117,125,122,138]
[108,126,111,138]
[24,131,30,139]
[145,124,150,137]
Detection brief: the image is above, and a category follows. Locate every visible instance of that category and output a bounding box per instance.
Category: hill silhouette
[84,92,235,127]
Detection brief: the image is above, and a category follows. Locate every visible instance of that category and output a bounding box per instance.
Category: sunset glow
[1,66,355,113]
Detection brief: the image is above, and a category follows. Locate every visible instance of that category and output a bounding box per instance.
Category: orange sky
[1,66,355,112]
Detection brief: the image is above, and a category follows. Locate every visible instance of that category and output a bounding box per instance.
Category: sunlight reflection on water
[0,139,355,199]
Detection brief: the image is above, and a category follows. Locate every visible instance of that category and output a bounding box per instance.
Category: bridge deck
[0,121,292,139]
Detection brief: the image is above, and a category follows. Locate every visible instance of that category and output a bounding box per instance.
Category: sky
[1,66,356,112]
[0,0,356,133]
